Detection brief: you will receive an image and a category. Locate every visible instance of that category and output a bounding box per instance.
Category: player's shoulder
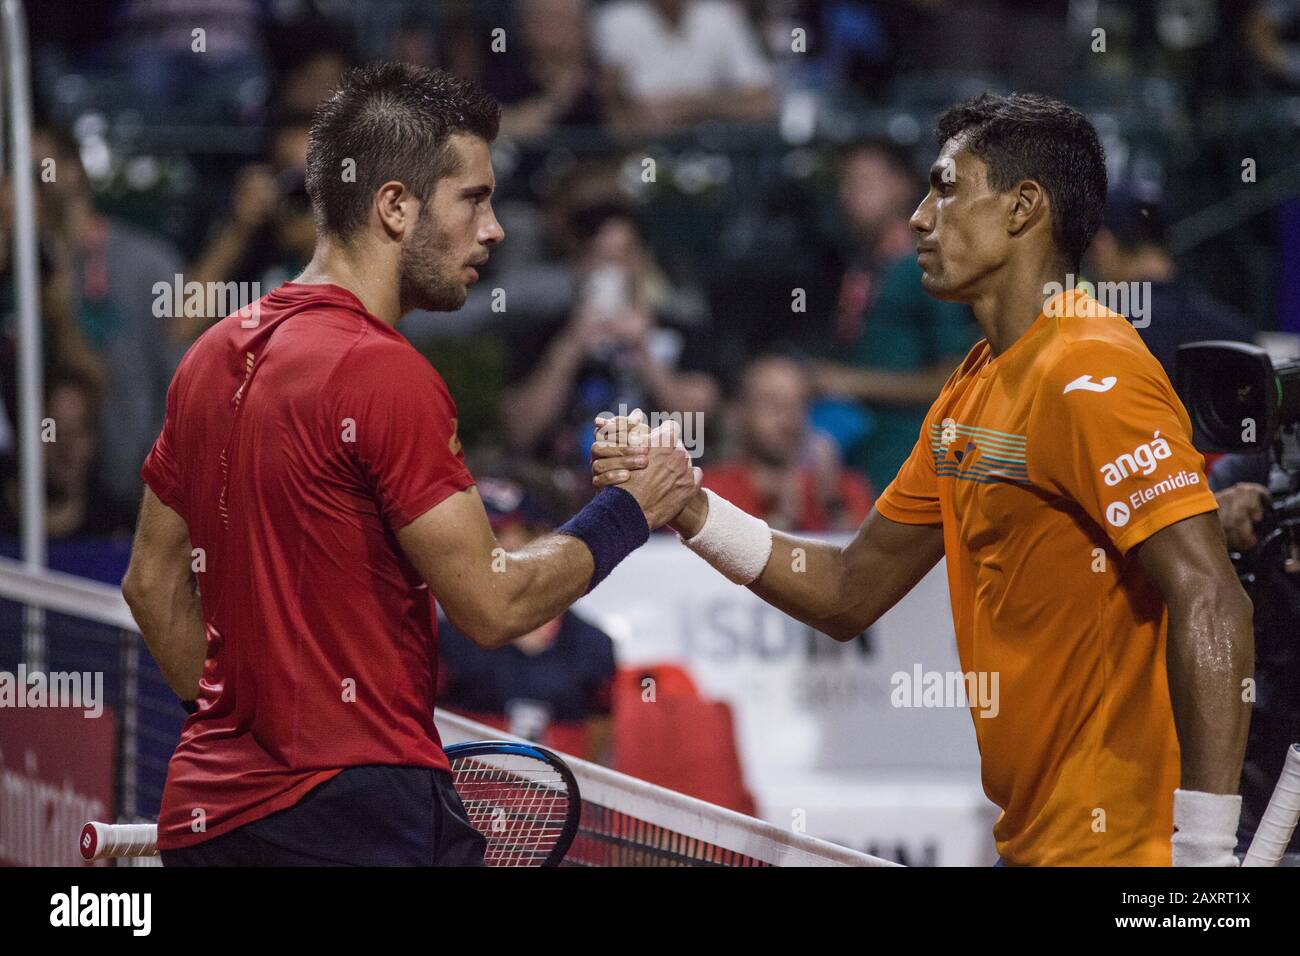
[331,327,453,398]
[1038,299,1166,395]
[167,313,234,392]
[917,339,992,420]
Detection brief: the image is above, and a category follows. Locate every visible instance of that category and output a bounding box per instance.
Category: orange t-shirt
[875,288,1218,866]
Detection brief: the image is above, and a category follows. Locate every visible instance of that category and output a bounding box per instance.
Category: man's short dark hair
[305,62,501,240]
[935,92,1107,268]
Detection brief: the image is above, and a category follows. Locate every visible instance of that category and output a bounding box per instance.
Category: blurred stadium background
[2,0,1298,866]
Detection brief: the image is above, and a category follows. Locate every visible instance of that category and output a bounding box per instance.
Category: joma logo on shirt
[1099,431,1171,486]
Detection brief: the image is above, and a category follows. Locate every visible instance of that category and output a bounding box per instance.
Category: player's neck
[970,255,1070,357]
[296,242,402,327]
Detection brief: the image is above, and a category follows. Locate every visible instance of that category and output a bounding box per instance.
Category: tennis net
[437,711,892,866]
[0,555,894,867]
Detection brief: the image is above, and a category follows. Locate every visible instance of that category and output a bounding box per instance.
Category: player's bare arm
[402,419,699,649]
[397,490,596,649]
[751,510,945,641]
[1136,511,1255,865]
[122,488,206,699]
[1136,512,1254,795]
[669,490,944,640]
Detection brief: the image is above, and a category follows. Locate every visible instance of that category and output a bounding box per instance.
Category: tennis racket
[81,740,581,867]
[444,740,581,867]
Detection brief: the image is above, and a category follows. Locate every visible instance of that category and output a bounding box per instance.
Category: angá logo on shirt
[1099,431,1172,486]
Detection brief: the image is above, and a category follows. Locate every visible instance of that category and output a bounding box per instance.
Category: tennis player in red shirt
[121,63,700,866]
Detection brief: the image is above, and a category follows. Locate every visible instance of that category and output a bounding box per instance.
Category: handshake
[590,409,707,536]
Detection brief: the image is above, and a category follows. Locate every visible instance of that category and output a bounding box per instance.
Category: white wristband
[1171,789,1242,866]
[679,489,773,585]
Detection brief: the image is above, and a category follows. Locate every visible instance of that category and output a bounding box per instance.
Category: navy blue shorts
[160,765,486,867]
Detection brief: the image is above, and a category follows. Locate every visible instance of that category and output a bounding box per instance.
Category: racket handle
[1243,743,1300,867]
[80,822,159,861]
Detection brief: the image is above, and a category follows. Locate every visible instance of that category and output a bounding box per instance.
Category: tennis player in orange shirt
[595,93,1254,866]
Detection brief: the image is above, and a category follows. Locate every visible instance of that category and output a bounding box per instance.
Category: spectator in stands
[0,172,106,414]
[113,0,270,120]
[751,0,908,100]
[0,367,134,539]
[705,354,872,532]
[484,0,604,140]
[28,127,184,506]
[1086,187,1257,380]
[0,245,106,473]
[436,473,616,763]
[593,0,776,135]
[501,201,719,482]
[813,139,978,491]
[185,115,317,340]
[266,31,355,118]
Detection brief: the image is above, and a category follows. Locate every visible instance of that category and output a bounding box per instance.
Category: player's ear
[1006,178,1048,239]
[374,180,411,240]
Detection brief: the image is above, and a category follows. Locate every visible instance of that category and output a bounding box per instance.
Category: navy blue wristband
[556,486,650,593]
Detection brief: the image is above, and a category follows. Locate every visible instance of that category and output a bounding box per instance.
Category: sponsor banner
[757,772,999,866]
[575,540,979,776]
[0,707,117,866]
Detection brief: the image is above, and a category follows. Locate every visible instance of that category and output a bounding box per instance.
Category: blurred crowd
[3,0,1295,561]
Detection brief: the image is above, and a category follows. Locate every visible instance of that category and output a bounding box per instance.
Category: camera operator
[1211,452,1300,864]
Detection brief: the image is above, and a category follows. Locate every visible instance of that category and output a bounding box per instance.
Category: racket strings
[451,755,573,866]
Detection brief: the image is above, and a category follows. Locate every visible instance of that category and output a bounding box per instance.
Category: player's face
[399,134,504,313]
[909,137,1011,302]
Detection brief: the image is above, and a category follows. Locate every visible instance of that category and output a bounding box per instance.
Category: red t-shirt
[142,282,473,850]
[701,463,874,531]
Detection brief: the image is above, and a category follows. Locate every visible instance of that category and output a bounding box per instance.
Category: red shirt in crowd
[701,463,874,531]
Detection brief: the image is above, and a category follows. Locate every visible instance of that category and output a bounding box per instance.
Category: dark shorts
[161,765,486,867]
